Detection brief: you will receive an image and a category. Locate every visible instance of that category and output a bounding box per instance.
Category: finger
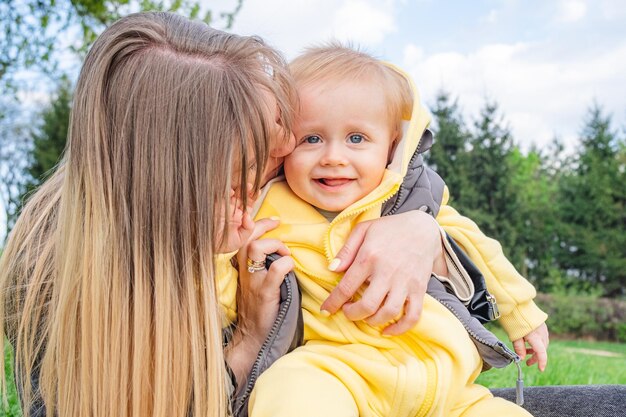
[248,217,281,241]
[382,294,421,336]
[512,339,527,358]
[321,260,370,314]
[328,222,371,273]
[247,238,291,262]
[342,278,389,321]
[265,256,295,287]
[365,285,407,327]
[241,210,255,233]
[385,292,424,335]
[528,340,548,371]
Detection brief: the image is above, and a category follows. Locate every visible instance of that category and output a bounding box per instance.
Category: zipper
[323,183,400,262]
[386,140,423,216]
[438,299,524,406]
[234,271,294,416]
[441,245,473,300]
[486,294,501,320]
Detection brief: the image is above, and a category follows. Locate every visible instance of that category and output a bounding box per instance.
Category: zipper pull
[487,294,500,320]
[515,358,524,406]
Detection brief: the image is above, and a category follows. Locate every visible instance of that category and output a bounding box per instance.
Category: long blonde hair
[1,12,294,417]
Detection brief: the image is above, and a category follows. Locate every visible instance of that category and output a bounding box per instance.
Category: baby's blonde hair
[290,43,413,133]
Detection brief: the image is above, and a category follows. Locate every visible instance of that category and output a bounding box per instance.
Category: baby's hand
[512,322,549,372]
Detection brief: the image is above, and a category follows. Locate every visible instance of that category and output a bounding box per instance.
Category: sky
[3,0,625,239]
[213,0,626,151]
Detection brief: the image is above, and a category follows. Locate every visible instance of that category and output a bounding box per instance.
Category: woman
[0,11,447,417]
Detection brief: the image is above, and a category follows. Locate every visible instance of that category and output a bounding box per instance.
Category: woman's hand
[513,322,550,372]
[320,210,445,336]
[224,217,294,390]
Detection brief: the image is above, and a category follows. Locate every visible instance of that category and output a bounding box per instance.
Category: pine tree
[463,100,520,262]
[556,105,625,296]
[508,146,561,286]
[13,78,72,224]
[27,77,72,188]
[427,91,472,205]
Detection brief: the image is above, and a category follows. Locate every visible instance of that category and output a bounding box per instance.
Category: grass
[476,326,626,388]
[3,332,625,416]
[3,341,22,417]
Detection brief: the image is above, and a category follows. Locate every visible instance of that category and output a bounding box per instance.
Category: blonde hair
[289,42,413,131]
[1,11,294,417]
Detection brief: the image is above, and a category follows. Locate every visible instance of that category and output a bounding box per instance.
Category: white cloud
[483,9,499,24]
[600,0,626,20]
[229,0,397,58]
[331,0,397,45]
[402,40,626,150]
[556,0,587,22]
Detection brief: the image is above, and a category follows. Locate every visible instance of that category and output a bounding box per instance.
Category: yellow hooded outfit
[223,66,546,417]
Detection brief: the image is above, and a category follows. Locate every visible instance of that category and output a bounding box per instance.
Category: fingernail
[320,309,331,317]
[328,258,341,271]
[270,216,280,221]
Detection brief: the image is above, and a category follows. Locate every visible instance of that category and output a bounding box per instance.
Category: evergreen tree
[463,100,520,263]
[10,78,72,227]
[508,146,561,286]
[26,77,72,190]
[556,105,626,296]
[427,91,472,205]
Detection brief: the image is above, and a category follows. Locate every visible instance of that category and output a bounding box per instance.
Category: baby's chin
[312,201,355,213]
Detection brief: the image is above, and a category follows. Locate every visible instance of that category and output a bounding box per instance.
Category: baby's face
[284,79,396,212]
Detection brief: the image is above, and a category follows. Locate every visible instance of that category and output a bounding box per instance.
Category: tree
[556,105,626,296]
[1,0,243,89]
[0,99,31,235]
[462,100,521,263]
[22,77,73,195]
[507,146,562,286]
[427,91,472,205]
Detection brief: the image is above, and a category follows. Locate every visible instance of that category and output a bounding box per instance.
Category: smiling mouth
[315,178,353,187]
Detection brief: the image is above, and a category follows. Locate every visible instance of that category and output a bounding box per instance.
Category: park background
[1,0,625,415]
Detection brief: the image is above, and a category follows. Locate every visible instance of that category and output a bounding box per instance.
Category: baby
[248,45,547,417]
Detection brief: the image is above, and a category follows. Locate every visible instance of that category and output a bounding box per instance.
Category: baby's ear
[387,132,400,164]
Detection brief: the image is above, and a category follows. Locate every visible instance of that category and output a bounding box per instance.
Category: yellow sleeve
[215,251,239,326]
[436,187,548,341]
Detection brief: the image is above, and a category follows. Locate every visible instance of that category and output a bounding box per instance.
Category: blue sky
[3,0,624,239]
[223,0,626,151]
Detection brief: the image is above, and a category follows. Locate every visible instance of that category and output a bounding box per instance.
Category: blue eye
[305,135,321,144]
[348,134,364,144]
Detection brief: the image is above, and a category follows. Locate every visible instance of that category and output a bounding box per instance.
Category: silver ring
[247,257,266,273]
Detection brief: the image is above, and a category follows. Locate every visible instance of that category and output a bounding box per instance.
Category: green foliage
[555,105,626,296]
[0,99,31,234]
[20,78,72,199]
[3,341,21,417]
[427,91,472,201]
[534,293,626,342]
[476,326,626,388]
[1,0,243,88]
[429,93,625,297]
